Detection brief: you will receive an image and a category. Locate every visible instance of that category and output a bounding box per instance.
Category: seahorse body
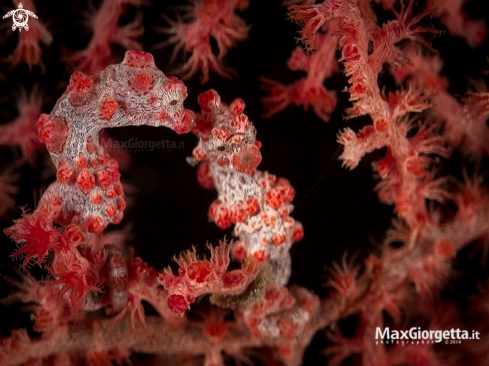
[37,50,194,233]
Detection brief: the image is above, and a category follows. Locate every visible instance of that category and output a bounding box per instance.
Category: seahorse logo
[3,3,38,32]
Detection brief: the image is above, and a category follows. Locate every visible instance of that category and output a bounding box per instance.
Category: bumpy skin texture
[36,50,194,233]
[192,90,304,285]
[4,50,194,321]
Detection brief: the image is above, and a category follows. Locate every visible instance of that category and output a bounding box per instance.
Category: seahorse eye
[217,145,226,151]
[170,99,178,106]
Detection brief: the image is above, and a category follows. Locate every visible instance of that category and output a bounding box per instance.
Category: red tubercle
[96,169,112,189]
[253,250,267,262]
[157,110,167,124]
[211,127,231,140]
[198,89,221,111]
[276,178,295,204]
[209,200,231,229]
[106,167,121,183]
[264,174,278,188]
[123,50,155,69]
[98,155,107,165]
[229,98,245,115]
[112,212,124,224]
[113,182,124,195]
[193,144,208,161]
[116,198,126,211]
[164,76,187,97]
[192,116,213,138]
[70,71,93,92]
[272,231,286,246]
[217,156,228,167]
[231,145,262,173]
[265,188,283,209]
[77,154,87,169]
[86,136,99,154]
[37,115,68,154]
[57,161,75,184]
[129,72,154,95]
[106,188,117,199]
[229,203,246,223]
[197,161,215,189]
[107,157,119,169]
[105,204,117,217]
[291,222,304,243]
[171,109,194,134]
[86,216,105,234]
[90,158,99,169]
[69,72,95,107]
[99,97,118,121]
[245,198,260,216]
[279,319,298,341]
[261,210,277,226]
[264,287,282,303]
[77,169,96,194]
[230,113,249,131]
[277,205,290,218]
[91,193,103,205]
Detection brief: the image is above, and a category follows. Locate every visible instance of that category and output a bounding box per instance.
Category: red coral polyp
[4,209,60,268]
[187,261,211,283]
[167,294,189,314]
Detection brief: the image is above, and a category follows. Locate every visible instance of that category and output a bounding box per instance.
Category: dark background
[0,0,488,364]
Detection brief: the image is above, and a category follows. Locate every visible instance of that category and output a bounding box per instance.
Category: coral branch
[261,31,338,122]
[158,0,250,83]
